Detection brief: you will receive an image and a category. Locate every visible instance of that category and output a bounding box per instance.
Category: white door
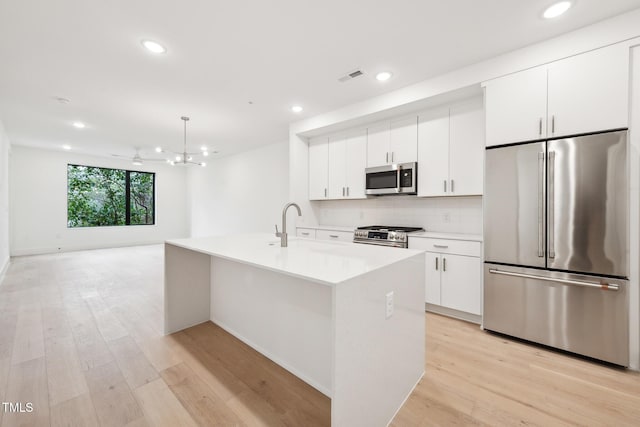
[328,135,347,199]
[308,137,328,200]
[484,66,547,147]
[366,121,390,167]
[345,129,367,199]
[440,254,481,315]
[425,252,441,305]
[547,44,629,138]
[390,116,418,164]
[449,98,484,196]
[417,107,449,197]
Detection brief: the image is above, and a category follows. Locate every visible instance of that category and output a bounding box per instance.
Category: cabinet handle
[301,232,310,236]
[347,186,350,196]
[552,115,555,134]
[433,244,449,249]
[443,257,447,272]
[435,257,438,271]
[391,152,394,163]
[342,187,345,196]
[539,118,542,136]
[443,180,447,193]
[451,179,454,193]
[324,188,327,197]
[386,152,389,163]
[329,234,339,238]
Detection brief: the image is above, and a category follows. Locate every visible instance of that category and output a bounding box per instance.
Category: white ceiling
[1,0,640,159]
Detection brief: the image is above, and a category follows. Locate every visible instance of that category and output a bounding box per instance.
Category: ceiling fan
[156,116,208,167]
[111,148,166,166]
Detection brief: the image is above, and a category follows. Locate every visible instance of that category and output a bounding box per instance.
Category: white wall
[9,145,188,255]
[0,121,10,277]
[188,141,289,237]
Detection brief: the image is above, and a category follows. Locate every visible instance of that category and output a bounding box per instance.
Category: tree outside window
[67,164,155,227]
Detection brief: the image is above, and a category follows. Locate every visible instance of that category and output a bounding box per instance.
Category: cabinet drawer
[316,229,353,242]
[409,238,480,257]
[296,228,316,239]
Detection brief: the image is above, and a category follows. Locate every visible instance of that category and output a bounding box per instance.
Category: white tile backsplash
[317,196,482,234]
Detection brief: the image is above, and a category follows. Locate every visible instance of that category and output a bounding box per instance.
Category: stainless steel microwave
[365,162,417,196]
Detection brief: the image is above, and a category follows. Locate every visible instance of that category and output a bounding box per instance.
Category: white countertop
[166,233,424,286]
[297,225,355,232]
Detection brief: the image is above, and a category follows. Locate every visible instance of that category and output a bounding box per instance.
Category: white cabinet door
[485,66,547,147]
[424,252,441,305]
[449,98,484,196]
[441,254,481,315]
[366,121,390,167]
[390,116,418,164]
[417,107,449,197]
[345,129,367,199]
[328,135,347,199]
[308,137,328,200]
[547,44,629,138]
[316,229,353,242]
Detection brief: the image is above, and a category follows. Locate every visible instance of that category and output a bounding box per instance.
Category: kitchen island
[164,233,425,426]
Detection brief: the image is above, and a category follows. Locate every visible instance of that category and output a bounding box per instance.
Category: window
[67,164,155,227]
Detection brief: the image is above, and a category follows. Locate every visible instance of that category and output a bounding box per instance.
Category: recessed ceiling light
[291,105,303,113]
[141,39,167,54]
[176,155,181,161]
[201,146,208,151]
[203,151,209,157]
[376,71,393,82]
[155,147,163,153]
[543,1,572,19]
[62,144,71,150]
[201,162,207,167]
[72,122,85,129]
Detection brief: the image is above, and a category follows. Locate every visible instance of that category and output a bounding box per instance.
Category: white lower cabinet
[316,229,353,242]
[296,228,317,239]
[409,237,482,316]
[296,227,354,243]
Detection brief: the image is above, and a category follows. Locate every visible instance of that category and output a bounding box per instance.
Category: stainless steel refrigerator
[483,130,629,366]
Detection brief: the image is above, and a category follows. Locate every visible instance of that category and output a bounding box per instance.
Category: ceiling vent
[338,69,364,83]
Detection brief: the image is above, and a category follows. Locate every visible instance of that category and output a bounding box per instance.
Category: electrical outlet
[443,212,451,223]
[385,291,394,319]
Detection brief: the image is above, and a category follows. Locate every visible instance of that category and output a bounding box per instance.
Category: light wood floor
[0,245,638,426]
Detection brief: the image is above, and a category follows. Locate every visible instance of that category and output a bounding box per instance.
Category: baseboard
[10,240,167,257]
[0,256,9,285]
[425,303,482,324]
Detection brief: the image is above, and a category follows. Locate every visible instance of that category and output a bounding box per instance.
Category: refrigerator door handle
[548,151,556,259]
[488,269,619,291]
[538,152,544,257]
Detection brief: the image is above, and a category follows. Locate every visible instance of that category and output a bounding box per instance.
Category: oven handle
[396,166,401,193]
[488,269,619,291]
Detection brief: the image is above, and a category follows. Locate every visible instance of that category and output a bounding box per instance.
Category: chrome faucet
[275,202,302,247]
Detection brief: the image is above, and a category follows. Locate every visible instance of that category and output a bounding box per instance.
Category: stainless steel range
[353,225,424,248]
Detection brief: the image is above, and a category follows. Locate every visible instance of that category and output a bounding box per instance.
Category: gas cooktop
[353,225,424,248]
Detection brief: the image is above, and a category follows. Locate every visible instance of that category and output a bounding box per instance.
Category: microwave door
[366,169,398,195]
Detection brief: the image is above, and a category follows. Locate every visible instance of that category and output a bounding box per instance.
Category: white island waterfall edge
[164,233,425,426]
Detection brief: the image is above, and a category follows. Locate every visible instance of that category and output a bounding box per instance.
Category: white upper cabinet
[389,116,418,164]
[418,98,484,197]
[449,98,484,196]
[547,44,629,138]
[484,66,547,147]
[417,107,449,197]
[366,121,390,167]
[485,44,629,147]
[366,116,417,167]
[344,130,367,199]
[310,130,367,201]
[308,137,328,200]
